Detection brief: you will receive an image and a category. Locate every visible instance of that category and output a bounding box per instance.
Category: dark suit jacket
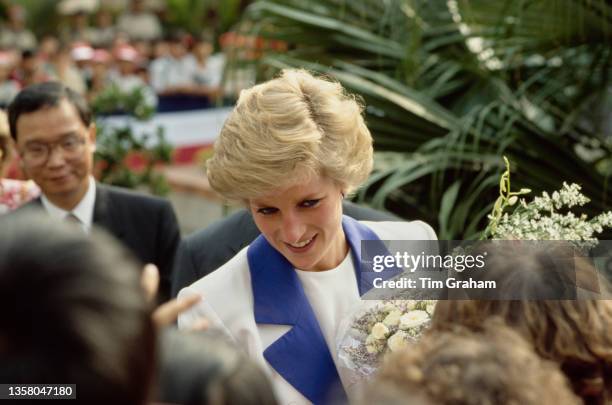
[171,201,399,297]
[17,183,180,301]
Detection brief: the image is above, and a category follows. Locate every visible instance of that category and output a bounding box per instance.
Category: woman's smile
[250,174,348,271]
[285,233,317,253]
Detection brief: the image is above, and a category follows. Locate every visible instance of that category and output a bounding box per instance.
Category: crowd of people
[0,0,226,112]
[0,31,610,405]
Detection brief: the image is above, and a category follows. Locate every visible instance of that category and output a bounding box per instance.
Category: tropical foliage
[165,0,247,40]
[12,0,60,37]
[234,0,612,239]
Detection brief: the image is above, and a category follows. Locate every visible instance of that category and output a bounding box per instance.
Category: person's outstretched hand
[141,264,208,330]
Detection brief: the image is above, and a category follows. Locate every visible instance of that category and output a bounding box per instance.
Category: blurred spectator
[0,110,11,176]
[110,33,131,54]
[363,320,581,405]
[70,42,95,85]
[150,32,193,95]
[152,38,170,60]
[133,39,153,64]
[0,109,39,214]
[218,31,256,100]
[156,330,278,405]
[56,0,103,47]
[47,45,87,95]
[88,48,112,101]
[13,50,48,88]
[150,32,215,111]
[110,44,157,108]
[37,36,60,64]
[188,35,225,101]
[57,0,100,17]
[88,9,116,48]
[0,5,37,51]
[0,213,156,404]
[59,11,93,44]
[117,0,162,42]
[0,52,19,108]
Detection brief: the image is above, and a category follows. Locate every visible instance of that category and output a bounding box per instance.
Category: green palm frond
[232,0,612,238]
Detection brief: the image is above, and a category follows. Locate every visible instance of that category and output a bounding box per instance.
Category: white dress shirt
[41,176,96,233]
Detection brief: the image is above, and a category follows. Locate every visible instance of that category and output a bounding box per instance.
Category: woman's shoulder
[180,246,252,298]
[360,220,437,241]
[178,246,255,332]
[178,246,255,323]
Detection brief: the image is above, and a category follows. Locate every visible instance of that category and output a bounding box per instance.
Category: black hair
[165,30,186,44]
[156,330,278,405]
[7,81,92,140]
[20,49,35,59]
[0,213,156,405]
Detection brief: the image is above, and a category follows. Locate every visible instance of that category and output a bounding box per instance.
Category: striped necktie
[64,213,84,231]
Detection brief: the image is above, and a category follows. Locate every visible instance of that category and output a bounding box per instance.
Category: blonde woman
[178,70,436,404]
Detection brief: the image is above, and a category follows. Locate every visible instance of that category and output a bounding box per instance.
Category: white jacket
[178,218,437,404]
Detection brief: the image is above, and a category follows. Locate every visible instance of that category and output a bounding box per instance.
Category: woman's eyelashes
[257,207,278,215]
[299,198,321,208]
[256,198,322,215]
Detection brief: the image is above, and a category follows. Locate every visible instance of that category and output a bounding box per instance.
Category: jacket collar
[92,184,125,239]
[19,184,128,239]
[247,216,398,403]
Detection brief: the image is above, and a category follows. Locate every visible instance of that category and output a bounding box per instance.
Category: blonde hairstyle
[363,320,581,405]
[0,109,11,175]
[432,245,612,405]
[206,69,373,201]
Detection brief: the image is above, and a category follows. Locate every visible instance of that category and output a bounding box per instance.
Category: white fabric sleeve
[177,288,235,342]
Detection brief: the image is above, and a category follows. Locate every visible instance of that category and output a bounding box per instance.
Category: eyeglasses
[21,135,87,166]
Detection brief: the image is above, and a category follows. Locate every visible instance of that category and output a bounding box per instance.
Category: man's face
[15,99,95,208]
[169,42,186,59]
[21,56,39,74]
[194,42,212,59]
[118,60,136,75]
[0,65,9,81]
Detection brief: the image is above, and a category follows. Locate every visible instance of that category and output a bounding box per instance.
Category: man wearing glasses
[8,82,180,301]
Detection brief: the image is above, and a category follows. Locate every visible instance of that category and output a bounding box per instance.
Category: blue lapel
[247,216,399,404]
[342,215,402,295]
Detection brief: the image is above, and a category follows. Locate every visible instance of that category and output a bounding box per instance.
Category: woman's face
[249,174,347,272]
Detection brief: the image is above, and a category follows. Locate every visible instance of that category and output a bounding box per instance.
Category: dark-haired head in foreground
[157,330,278,405]
[0,213,155,405]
